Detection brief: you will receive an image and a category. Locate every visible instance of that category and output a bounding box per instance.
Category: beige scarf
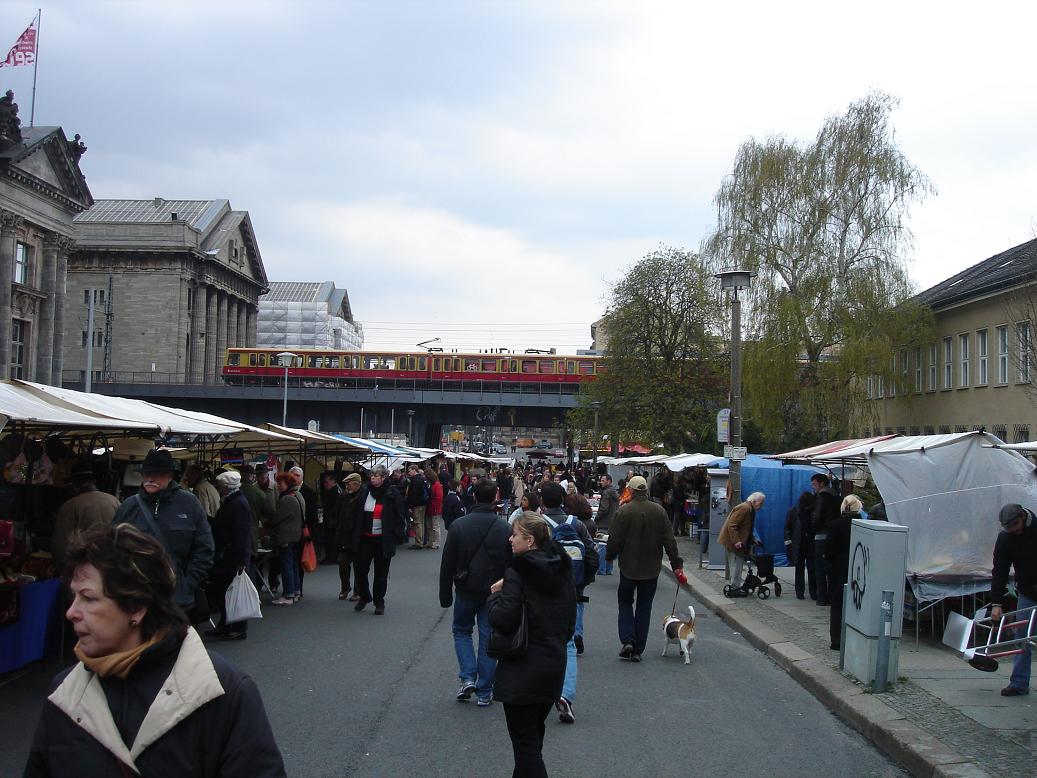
[74,630,166,680]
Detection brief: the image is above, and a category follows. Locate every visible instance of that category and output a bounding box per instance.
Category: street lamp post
[715,269,754,505]
[407,409,415,445]
[277,351,298,427]
[590,400,602,482]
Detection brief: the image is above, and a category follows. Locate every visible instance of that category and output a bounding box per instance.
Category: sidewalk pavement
[664,536,1035,778]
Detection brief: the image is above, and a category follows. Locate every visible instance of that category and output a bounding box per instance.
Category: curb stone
[662,562,989,778]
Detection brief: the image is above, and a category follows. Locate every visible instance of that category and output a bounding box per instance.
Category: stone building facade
[0,104,93,383]
[866,238,1037,442]
[65,199,268,384]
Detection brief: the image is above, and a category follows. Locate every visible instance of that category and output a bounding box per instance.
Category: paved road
[1,548,906,777]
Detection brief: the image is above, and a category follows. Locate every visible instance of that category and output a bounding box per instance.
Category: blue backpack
[544,515,586,587]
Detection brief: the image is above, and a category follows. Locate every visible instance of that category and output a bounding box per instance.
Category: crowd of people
[29,448,1034,776]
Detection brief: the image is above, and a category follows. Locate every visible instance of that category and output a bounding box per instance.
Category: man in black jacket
[810,473,840,606]
[439,478,511,706]
[990,503,1036,697]
[208,470,254,640]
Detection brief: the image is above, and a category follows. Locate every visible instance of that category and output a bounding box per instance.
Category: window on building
[923,425,935,435]
[943,337,952,389]
[977,329,988,385]
[991,425,1008,442]
[997,325,1009,384]
[866,376,873,399]
[10,319,28,378]
[900,349,908,391]
[1017,321,1031,383]
[889,356,896,397]
[876,375,884,399]
[80,330,103,348]
[928,343,937,390]
[1014,425,1030,444]
[14,242,30,285]
[910,426,921,436]
[914,347,922,392]
[959,333,969,387]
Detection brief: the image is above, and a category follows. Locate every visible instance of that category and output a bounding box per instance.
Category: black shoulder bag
[453,516,498,588]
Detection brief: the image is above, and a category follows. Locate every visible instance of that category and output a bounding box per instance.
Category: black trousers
[503,702,552,778]
[794,537,816,599]
[355,535,391,606]
[337,549,355,593]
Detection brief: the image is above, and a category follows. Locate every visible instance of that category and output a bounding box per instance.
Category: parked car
[491,443,507,454]
[535,440,551,449]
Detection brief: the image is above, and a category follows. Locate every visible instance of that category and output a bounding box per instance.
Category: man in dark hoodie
[440,478,511,706]
[990,503,1036,697]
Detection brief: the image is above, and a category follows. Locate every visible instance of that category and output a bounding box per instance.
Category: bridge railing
[60,371,582,396]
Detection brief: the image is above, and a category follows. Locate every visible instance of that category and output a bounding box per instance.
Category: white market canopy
[0,380,158,434]
[773,431,1037,601]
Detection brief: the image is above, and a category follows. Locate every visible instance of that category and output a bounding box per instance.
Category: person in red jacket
[425,466,445,549]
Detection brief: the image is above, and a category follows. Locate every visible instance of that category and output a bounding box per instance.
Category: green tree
[569,246,728,453]
[704,92,935,449]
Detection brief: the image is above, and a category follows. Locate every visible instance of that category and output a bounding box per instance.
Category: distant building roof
[74,198,228,233]
[264,281,354,321]
[915,238,1037,310]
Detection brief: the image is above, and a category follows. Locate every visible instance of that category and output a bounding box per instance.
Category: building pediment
[199,209,268,290]
[1,126,93,211]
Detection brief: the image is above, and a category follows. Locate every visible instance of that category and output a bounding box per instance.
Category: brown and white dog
[661,605,697,664]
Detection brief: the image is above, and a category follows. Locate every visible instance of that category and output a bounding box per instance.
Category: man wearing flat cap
[52,461,120,568]
[990,503,1037,696]
[111,449,214,617]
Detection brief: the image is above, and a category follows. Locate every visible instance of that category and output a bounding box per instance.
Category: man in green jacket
[605,475,683,662]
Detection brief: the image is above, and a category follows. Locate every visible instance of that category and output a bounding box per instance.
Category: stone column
[189,283,207,384]
[52,238,71,384]
[34,235,59,384]
[203,283,218,384]
[237,301,247,347]
[246,304,257,347]
[215,290,228,378]
[227,297,239,351]
[0,211,23,379]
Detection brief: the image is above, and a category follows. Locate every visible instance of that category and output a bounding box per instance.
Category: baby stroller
[723,553,782,599]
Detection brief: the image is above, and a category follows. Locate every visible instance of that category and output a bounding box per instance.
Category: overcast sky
[3,1,1035,353]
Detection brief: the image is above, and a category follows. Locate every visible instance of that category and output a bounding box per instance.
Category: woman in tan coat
[718,492,765,595]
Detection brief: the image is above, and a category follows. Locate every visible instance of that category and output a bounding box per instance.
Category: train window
[557,360,565,374]
[566,360,576,374]
[308,356,321,368]
[500,360,510,373]
[465,359,479,371]
[258,354,267,367]
[433,358,441,371]
[327,356,340,369]
[539,359,555,374]
[418,357,427,370]
[481,359,496,371]
[249,353,258,367]
[522,360,536,374]
[579,361,594,375]
[510,360,518,372]
[227,352,240,366]
[453,358,461,372]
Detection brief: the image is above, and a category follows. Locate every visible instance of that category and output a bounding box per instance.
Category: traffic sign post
[723,445,747,461]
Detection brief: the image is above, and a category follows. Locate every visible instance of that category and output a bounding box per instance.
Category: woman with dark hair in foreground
[25,523,285,778]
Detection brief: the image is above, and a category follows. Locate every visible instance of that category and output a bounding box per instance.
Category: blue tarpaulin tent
[719,455,822,565]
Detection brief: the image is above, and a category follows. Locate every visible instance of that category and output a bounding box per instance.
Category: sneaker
[619,643,635,660]
[1001,686,1029,697]
[555,697,575,723]
[272,597,294,606]
[456,682,477,701]
[476,697,492,707]
[574,635,584,655]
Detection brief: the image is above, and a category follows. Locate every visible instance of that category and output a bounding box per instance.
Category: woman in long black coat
[824,494,864,650]
[489,511,576,778]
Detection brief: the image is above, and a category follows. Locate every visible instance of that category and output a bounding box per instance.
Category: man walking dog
[440,478,511,706]
[605,475,683,662]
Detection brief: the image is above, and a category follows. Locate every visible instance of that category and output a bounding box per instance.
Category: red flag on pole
[0,19,37,68]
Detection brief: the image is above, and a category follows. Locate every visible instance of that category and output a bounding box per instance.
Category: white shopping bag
[225,570,263,622]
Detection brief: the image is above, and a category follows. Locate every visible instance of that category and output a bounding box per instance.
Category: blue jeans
[597,542,613,575]
[452,594,496,700]
[278,544,298,597]
[1010,593,1034,692]
[617,574,659,655]
[575,601,585,638]
[561,637,577,702]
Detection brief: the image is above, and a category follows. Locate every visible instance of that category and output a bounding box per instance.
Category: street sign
[717,408,731,443]
[723,445,747,460]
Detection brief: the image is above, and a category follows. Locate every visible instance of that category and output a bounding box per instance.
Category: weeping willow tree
[569,246,728,453]
[704,92,935,450]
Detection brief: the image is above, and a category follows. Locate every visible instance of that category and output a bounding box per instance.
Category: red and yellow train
[222,348,601,385]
